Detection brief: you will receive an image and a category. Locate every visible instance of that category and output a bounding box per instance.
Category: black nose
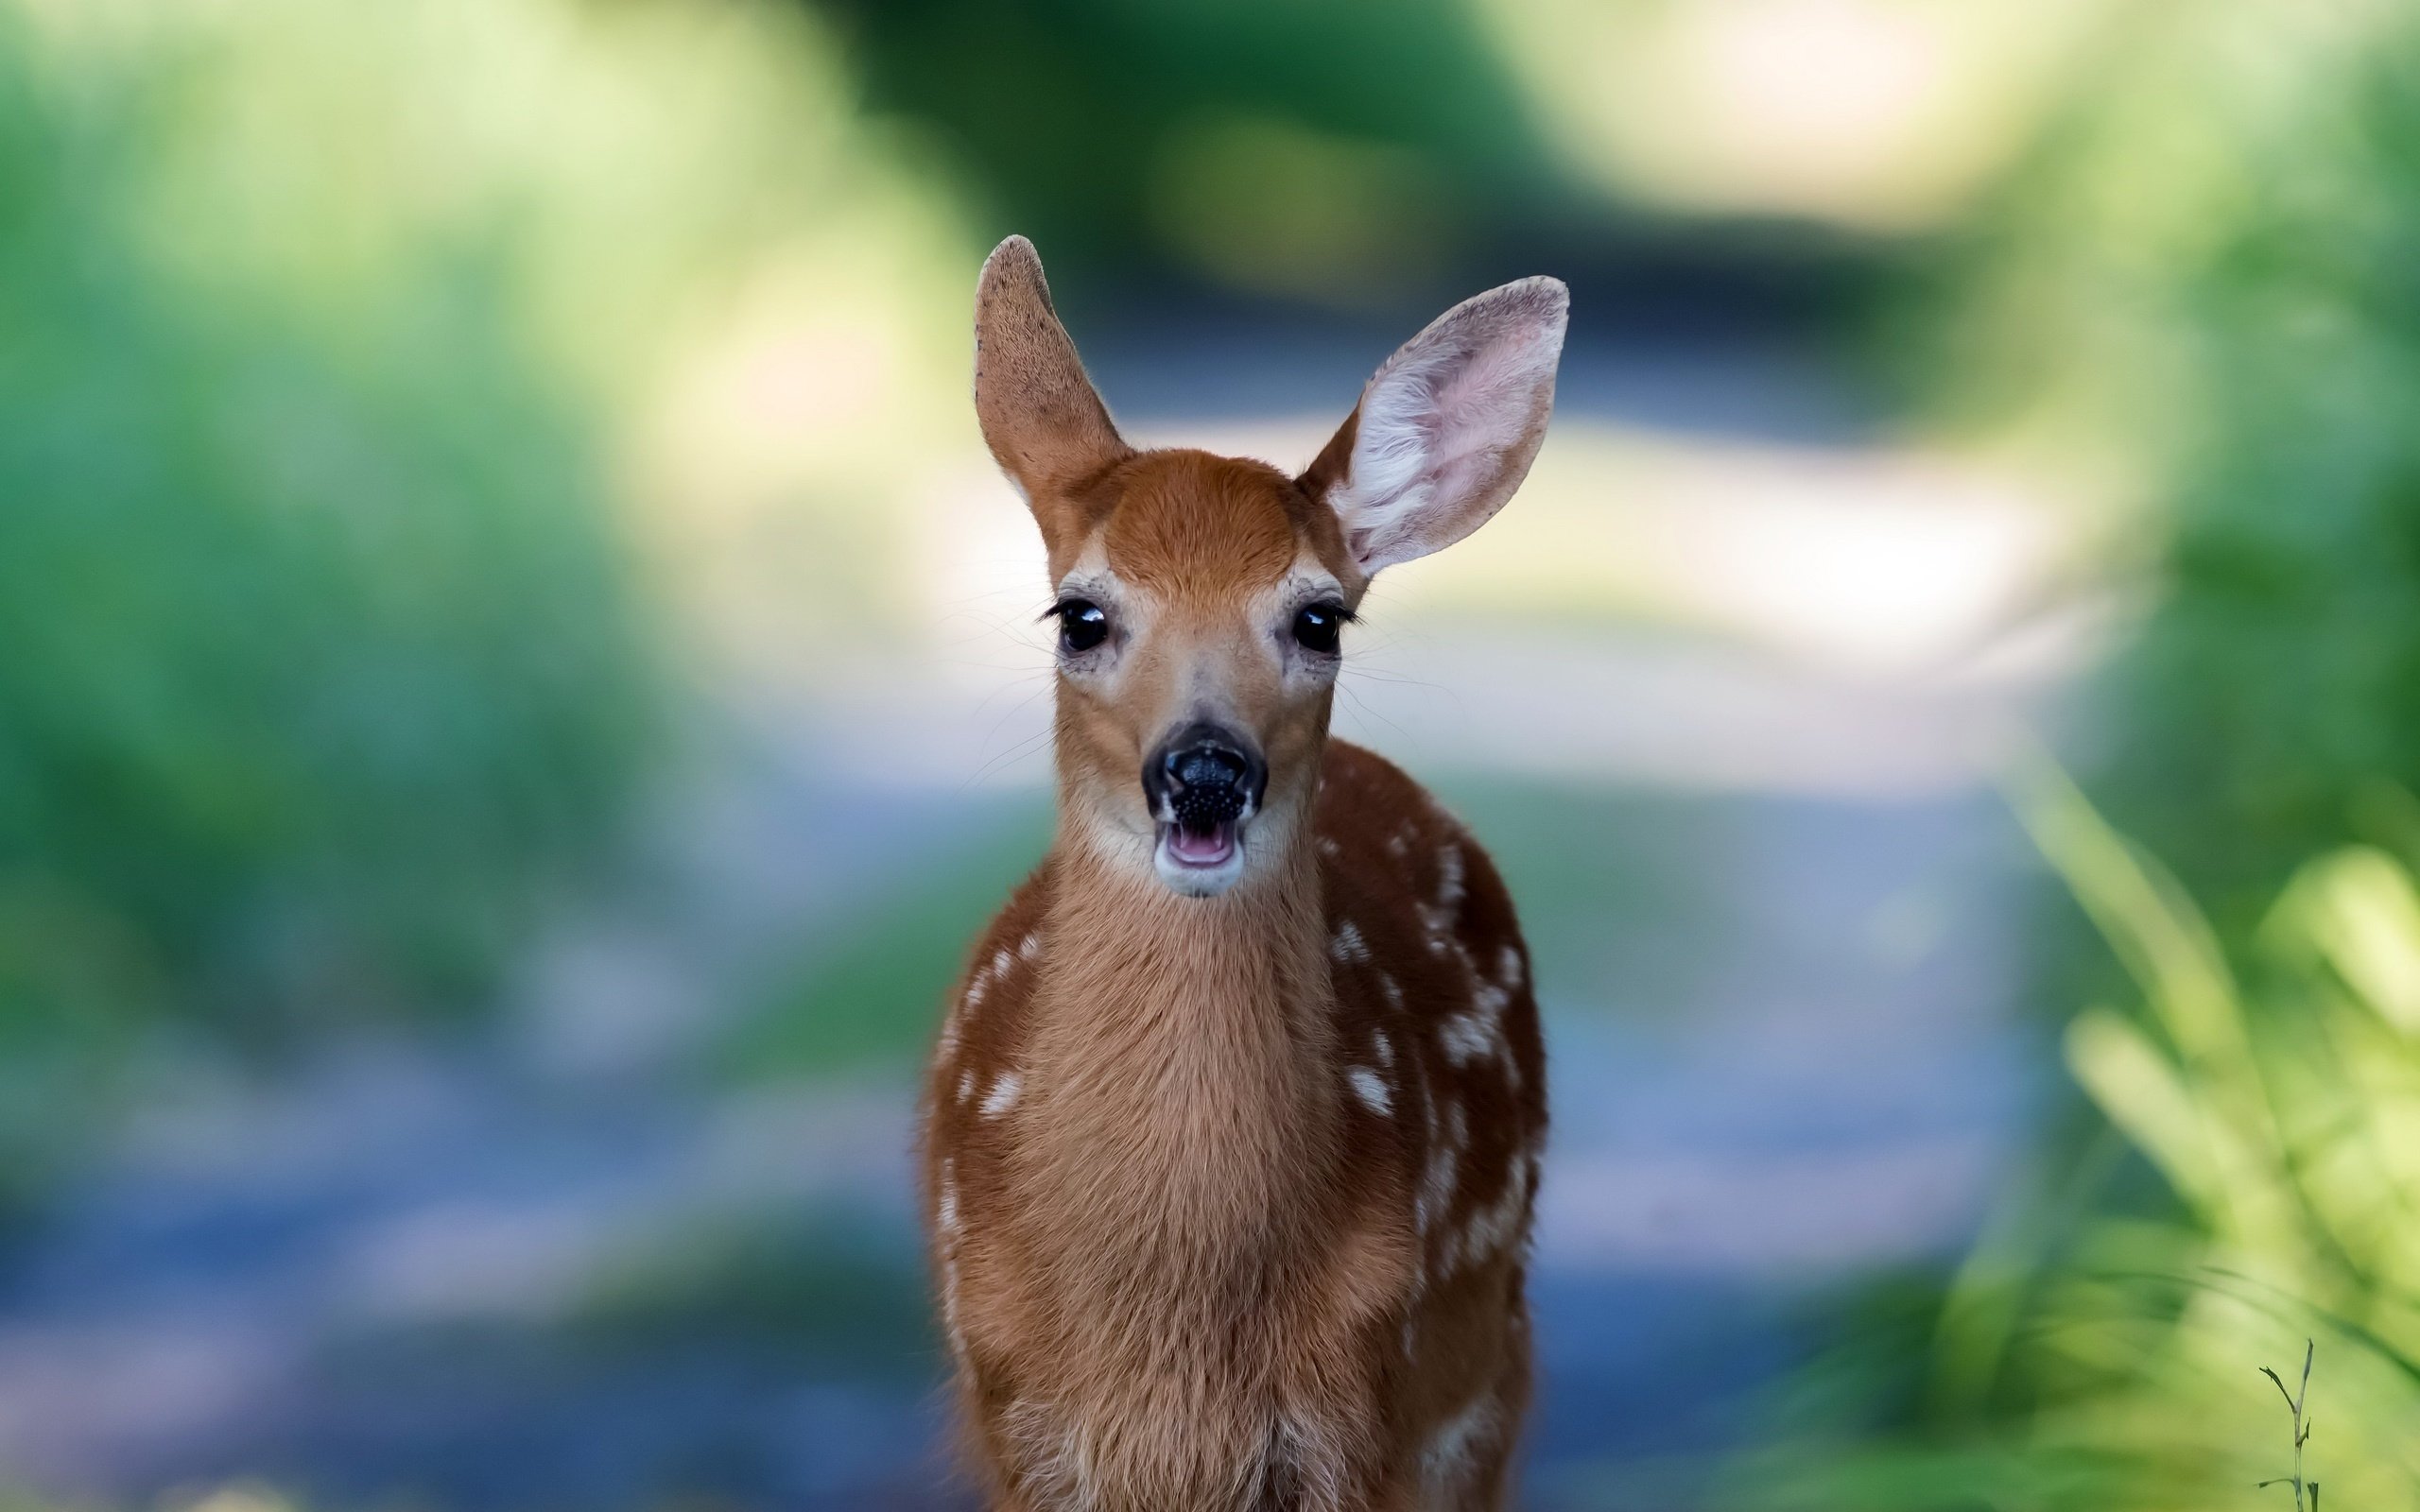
[1143,722,1267,826]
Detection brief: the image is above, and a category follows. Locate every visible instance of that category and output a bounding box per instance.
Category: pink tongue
[1169,823,1234,864]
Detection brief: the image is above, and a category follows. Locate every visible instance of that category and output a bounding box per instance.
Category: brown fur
[927,735,1544,1512]
[927,238,1555,1511]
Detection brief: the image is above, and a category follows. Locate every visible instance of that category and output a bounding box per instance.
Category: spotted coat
[924,741,1546,1511]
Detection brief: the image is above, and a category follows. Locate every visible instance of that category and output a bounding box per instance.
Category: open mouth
[1158,817,1238,869]
[1144,728,1261,894]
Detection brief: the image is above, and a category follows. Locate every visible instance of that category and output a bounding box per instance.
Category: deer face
[1037,450,1354,896]
[972,237,1566,898]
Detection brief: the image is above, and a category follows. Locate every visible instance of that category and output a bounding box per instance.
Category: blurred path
[0,335,2072,1511]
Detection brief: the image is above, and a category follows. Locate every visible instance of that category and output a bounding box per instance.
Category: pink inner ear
[1335,285,1564,574]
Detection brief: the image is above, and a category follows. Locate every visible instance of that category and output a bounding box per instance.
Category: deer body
[925,240,1565,1511]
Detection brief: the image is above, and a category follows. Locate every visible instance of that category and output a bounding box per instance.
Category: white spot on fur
[1472,977,1510,1021]
[1421,1395,1499,1494]
[1372,1028,1394,1069]
[1347,1066,1392,1117]
[1376,971,1404,1011]
[1317,835,1341,859]
[1444,1146,1538,1275]
[980,1071,1023,1119]
[1454,1177,1526,1271]
[1435,843,1464,912]
[1330,919,1372,965]
[964,974,989,1012]
[993,947,1013,977]
[1417,890,1465,955]
[1497,943,1524,989]
[1439,1011,1491,1065]
[957,1068,977,1104]
[1464,975,1521,1087]
[1417,1101,1466,1232]
[1019,930,1043,962]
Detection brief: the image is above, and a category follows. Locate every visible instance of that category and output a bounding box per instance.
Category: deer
[923,234,1564,1512]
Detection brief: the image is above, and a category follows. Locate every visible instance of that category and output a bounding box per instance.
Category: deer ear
[1301,277,1566,577]
[974,236,1130,530]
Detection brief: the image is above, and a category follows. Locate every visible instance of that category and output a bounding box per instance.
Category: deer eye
[1291,602,1346,655]
[1055,598,1110,654]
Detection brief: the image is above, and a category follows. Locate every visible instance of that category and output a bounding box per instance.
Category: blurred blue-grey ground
[6,2,2419,1509]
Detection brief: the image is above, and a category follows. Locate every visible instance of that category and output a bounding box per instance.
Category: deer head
[974,235,1566,898]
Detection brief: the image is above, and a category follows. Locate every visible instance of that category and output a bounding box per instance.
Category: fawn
[924,236,1564,1511]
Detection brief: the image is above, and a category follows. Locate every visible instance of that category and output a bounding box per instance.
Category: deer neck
[1016,790,1341,1251]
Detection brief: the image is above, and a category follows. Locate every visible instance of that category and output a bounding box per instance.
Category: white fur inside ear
[1327,277,1567,575]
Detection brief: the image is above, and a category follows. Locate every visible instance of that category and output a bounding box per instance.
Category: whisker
[977,681,1054,753]
[1338,666,1449,692]
[1335,677,1414,746]
[959,724,1055,792]
[963,668,1056,719]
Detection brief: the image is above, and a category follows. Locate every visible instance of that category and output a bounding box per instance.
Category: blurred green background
[1,0,2416,1507]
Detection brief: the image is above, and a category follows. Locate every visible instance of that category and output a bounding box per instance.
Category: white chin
[1153,822,1247,897]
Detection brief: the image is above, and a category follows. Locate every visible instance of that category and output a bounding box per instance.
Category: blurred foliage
[0,0,974,1192]
[1729,763,2420,1511]
[1429,777,1743,1019]
[1770,5,2420,1503]
[1920,0,2420,940]
[818,0,1553,308]
[572,1208,936,1372]
[722,799,1053,1078]
[0,3,652,1185]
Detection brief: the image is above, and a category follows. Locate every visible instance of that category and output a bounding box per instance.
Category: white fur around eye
[1262,569,1347,684]
[1050,558,1134,679]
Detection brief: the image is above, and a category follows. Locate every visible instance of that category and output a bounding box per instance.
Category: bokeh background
[4,0,2418,1507]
